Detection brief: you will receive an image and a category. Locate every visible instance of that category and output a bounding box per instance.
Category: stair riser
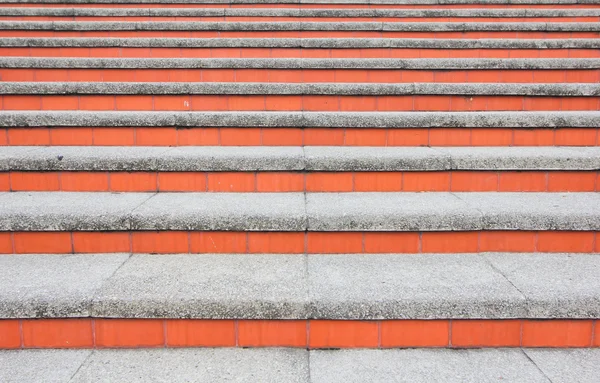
[3,127,598,146]
[3,95,598,111]
[2,30,598,38]
[3,47,599,58]
[2,231,599,254]
[4,16,600,21]
[0,319,597,349]
[2,171,598,192]
[2,69,598,82]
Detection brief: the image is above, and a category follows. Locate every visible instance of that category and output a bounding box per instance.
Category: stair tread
[4,348,597,383]
[2,145,599,171]
[1,191,600,231]
[0,252,598,319]
[2,110,599,128]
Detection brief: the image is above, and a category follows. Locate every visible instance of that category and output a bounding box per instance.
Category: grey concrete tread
[3,37,599,49]
[2,349,598,383]
[1,252,599,319]
[3,21,600,32]
[2,146,599,172]
[1,111,599,128]
[4,82,600,96]
[1,57,599,69]
[1,192,600,231]
[3,7,600,17]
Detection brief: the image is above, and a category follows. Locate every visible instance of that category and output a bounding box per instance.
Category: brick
[414,96,451,111]
[309,320,378,348]
[261,129,303,146]
[0,173,8,191]
[235,69,269,82]
[95,319,165,348]
[451,320,521,347]
[555,129,597,146]
[381,320,449,347]
[513,129,554,146]
[220,128,261,146]
[248,232,304,254]
[498,172,547,192]
[72,232,130,253]
[158,172,207,192]
[135,69,169,82]
[60,172,108,192]
[109,172,157,192]
[0,232,12,254]
[345,129,386,146]
[3,95,41,110]
[561,97,599,111]
[0,320,20,349]
[135,128,178,146]
[41,95,79,111]
[429,129,471,146]
[450,96,488,112]
[22,319,93,348]
[339,96,377,111]
[306,232,363,254]
[69,69,104,82]
[256,172,303,192]
[7,128,50,146]
[354,172,402,192]
[207,172,255,192]
[50,128,94,146]
[190,95,228,111]
[451,172,498,192]
[131,231,189,254]
[239,320,307,347]
[303,69,335,83]
[364,232,419,253]
[303,95,338,111]
[154,95,191,111]
[269,69,302,83]
[306,173,353,192]
[403,172,450,192]
[11,172,60,191]
[537,231,595,253]
[228,95,265,111]
[304,128,344,146]
[190,232,247,253]
[479,231,536,252]
[377,96,413,111]
[166,320,235,347]
[115,95,153,111]
[522,320,593,347]
[401,70,435,82]
[265,96,303,111]
[93,128,135,146]
[13,232,72,254]
[387,129,429,146]
[548,172,596,192]
[471,129,513,146]
[524,97,562,111]
[202,69,235,82]
[421,232,478,253]
[177,128,220,146]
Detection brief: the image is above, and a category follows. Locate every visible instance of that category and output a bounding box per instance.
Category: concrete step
[0,252,599,320]
[2,37,600,58]
[1,111,598,147]
[1,349,599,382]
[1,146,598,192]
[1,57,597,83]
[2,82,598,112]
[1,21,599,38]
[3,7,600,19]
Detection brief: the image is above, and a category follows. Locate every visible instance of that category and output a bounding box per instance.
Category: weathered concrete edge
[2,21,600,32]
[1,111,599,128]
[2,8,600,17]
[3,82,599,96]
[3,37,600,49]
[0,0,598,5]
[2,146,599,171]
[2,57,599,69]
[1,252,600,319]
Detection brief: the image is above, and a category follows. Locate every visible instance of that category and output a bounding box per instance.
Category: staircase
[0,0,600,381]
